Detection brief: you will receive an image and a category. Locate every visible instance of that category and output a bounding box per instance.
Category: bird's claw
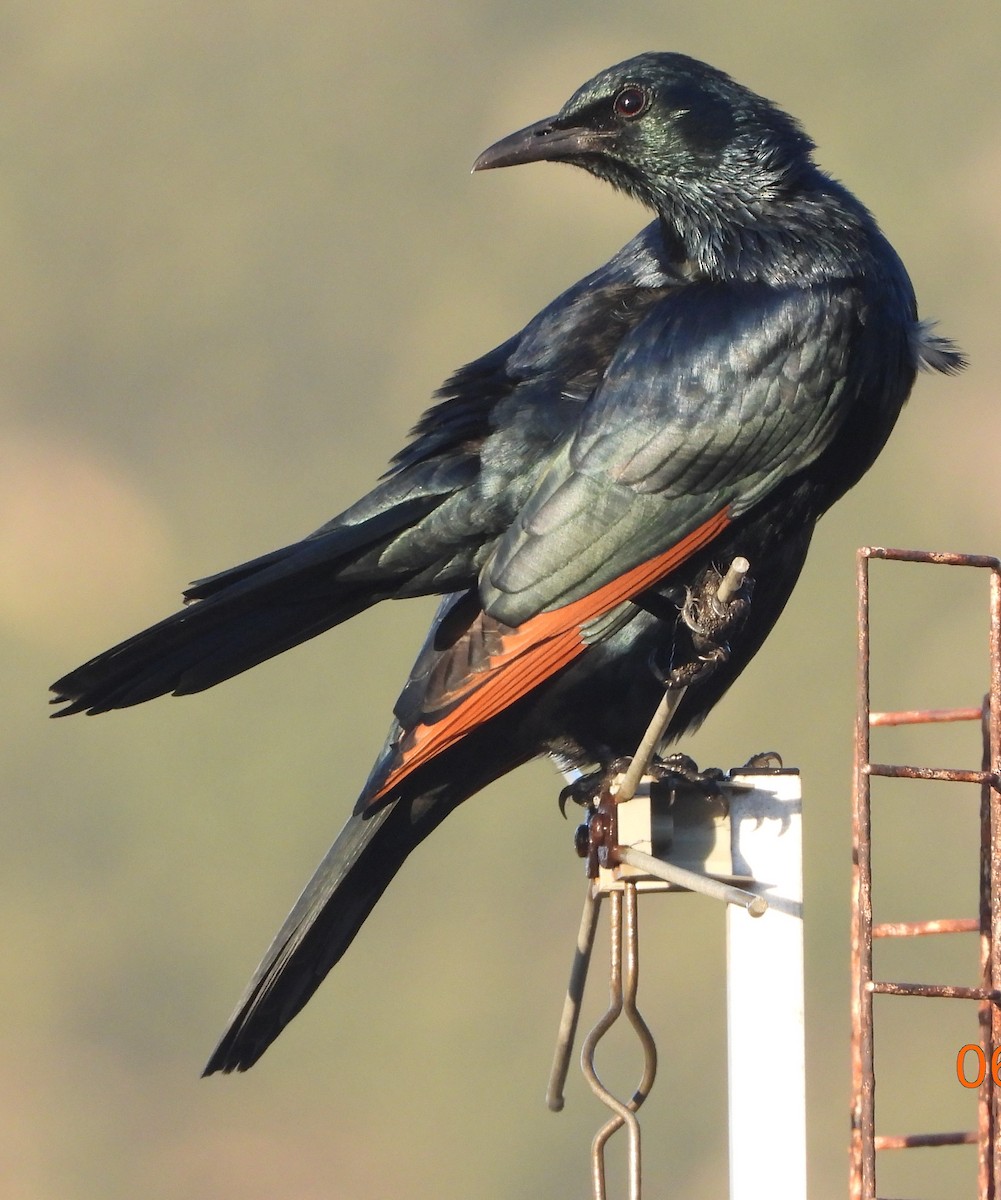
[651,561,751,691]
[557,758,632,816]
[647,752,728,797]
[558,774,596,817]
[660,644,729,690]
[739,750,784,771]
[679,566,750,649]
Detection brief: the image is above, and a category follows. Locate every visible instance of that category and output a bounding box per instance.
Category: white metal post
[725,771,806,1200]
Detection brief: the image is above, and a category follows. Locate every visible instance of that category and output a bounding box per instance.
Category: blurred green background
[4,2,1000,1197]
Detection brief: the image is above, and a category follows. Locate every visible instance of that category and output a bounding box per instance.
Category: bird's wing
[483,278,858,622]
[366,278,861,802]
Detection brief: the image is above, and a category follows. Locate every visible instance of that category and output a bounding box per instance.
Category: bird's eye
[612,85,649,119]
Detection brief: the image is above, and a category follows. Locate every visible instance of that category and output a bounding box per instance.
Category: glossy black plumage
[50,53,963,1073]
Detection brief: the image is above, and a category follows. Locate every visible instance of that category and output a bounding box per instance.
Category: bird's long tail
[202,725,522,1075]
[49,493,444,715]
[203,798,429,1074]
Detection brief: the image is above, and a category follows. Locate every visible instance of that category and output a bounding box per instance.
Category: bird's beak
[472,116,608,172]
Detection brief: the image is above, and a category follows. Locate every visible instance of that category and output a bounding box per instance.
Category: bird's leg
[636,559,753,795]
[561,558,753,816]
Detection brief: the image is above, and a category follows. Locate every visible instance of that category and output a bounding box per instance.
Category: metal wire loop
[580,882,657,1200]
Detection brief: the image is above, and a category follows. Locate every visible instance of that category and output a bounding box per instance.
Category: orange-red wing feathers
[370,507,731,802]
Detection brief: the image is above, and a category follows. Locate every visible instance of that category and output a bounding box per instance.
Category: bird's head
[474,53,819,260]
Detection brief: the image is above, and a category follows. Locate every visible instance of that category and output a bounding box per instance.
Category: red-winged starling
[50,53,964,1072]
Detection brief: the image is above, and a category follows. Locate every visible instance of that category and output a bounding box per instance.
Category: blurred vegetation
[3,2,1000,1197]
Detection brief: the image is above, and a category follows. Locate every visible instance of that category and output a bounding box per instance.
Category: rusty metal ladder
[851,546,1001,1199]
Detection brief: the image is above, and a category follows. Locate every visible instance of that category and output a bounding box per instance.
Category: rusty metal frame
[850,546,1001,1199]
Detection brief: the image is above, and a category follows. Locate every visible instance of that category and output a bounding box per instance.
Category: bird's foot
[652,561,751,691]
[558,752,727,819]
[558,757,631,816]
[679,564,751,649]
[647,751,727,797]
